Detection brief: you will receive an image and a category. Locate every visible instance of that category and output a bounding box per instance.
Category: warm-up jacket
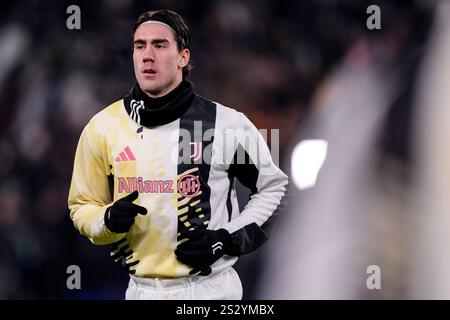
[68,92,288,278]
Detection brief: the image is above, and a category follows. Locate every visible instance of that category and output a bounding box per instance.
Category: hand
[104,191,147,233]
[175,228,233,275]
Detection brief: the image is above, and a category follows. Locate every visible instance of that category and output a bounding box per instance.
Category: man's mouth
[143,68,157,75]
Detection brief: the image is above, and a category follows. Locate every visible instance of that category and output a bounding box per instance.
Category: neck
[124,79,194,127]
[137,79,188,110]
[143,76,183,98]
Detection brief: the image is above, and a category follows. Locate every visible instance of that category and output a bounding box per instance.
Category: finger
[189,266,211,276]
[177,240,202,252]
[130,203,147,215]
[121,190,139,202]
[176,254,203,267]
[174,249,199,263]
[174,248,190,259]
[179,228,205,241]
[120,202,148,216]
[199,267,212,276]
[175,254,193,266]
[189,268,201,275]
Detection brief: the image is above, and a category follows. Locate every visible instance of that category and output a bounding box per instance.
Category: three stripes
[115,146,136,162]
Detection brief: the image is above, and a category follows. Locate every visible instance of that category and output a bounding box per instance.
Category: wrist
[217,228,233,255]
[104,206,113,232]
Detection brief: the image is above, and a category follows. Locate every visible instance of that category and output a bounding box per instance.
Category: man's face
[133,22,190,98]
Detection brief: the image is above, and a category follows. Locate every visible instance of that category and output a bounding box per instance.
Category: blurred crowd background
[0,0,447,299]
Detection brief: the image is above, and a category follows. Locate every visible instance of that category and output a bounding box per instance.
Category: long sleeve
[68,120,123,245]
[221,113,289,256]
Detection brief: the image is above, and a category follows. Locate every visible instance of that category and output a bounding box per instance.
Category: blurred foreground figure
[260,1,443,299]
[409,0,450,299]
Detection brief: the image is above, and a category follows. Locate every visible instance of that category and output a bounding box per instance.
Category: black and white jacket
[68,81,288,278]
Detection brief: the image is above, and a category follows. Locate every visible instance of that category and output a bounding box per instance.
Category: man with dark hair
[68,9,288,300]
[132,10,192,77]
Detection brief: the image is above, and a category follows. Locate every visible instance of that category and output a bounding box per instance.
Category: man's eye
[135,45,143,50]
[155,44,165,49]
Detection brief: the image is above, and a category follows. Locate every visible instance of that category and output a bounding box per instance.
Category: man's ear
[179,48,190,68]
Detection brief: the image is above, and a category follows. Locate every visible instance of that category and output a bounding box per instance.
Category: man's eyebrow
[133,39,146,46]
[151,38,170,45]
[133,38,170,46]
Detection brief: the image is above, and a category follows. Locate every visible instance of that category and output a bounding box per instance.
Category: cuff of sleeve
[103,206,112,232]
[90,205,122,240]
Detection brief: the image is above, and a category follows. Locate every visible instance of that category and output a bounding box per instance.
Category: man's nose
[143,46,155,63]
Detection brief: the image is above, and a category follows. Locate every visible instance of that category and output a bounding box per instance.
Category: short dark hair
[132,10,192,77]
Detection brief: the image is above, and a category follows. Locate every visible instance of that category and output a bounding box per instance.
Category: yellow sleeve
[68,120,124,245]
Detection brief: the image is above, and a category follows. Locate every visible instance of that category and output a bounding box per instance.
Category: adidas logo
[212,241,223,255]
[115,146,136,162]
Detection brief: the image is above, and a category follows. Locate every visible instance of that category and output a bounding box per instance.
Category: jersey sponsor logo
[117,174,201,197]
[118,177,174,193]
[177,174,201,198]
[115,146,136,162]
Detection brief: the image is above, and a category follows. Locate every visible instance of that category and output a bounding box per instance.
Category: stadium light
[291,139,328,190]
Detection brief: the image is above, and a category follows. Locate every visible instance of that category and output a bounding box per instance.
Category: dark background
[0,0,434,299]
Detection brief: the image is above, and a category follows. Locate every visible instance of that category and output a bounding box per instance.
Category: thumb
[121,190,139,202]
[190,266,212,276]
[134,204,148,215]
